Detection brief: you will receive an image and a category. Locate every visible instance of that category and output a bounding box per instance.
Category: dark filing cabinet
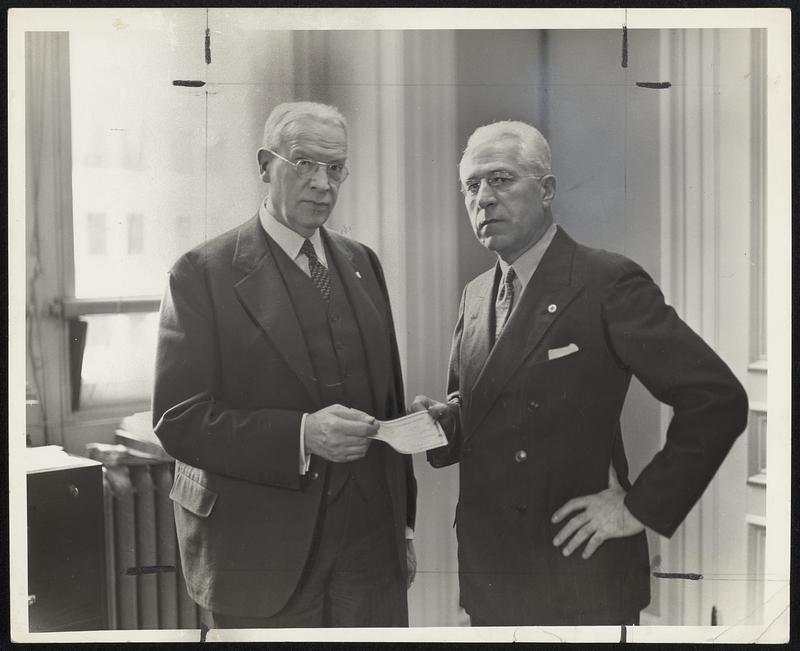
[27,446,108,632]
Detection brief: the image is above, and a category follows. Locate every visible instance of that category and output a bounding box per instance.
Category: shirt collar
[258,196,327,266]
[498,221,558,291]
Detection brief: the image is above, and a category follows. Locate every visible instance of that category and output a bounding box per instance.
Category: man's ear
[256,149,271,183]
[541,174,557,208]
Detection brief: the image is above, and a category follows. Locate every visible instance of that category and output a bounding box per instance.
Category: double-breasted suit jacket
[153,215,416,618]
[429,226,747,625]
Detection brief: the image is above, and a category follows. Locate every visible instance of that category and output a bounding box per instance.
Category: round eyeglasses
[265,148,349,184]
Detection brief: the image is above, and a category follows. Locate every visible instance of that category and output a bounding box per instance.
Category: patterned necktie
[494,266,516,344]
[300,239,331,302]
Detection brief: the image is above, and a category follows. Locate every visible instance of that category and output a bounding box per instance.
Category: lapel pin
[547,304,557,313]
[355,271,362,279]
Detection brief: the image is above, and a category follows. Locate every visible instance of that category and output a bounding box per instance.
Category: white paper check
[373,411,448,455]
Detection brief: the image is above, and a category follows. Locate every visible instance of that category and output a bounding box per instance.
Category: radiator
[101,461,206,630]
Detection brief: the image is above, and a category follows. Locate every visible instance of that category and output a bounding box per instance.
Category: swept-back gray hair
[460,120,552,176]
[261,101,348,151]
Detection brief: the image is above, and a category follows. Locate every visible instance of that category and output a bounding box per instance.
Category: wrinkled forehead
[459,135,523,182]
[280,117,348,158]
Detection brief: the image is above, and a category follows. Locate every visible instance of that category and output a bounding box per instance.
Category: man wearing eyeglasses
[153,102,416,628]
[411,120,747,625]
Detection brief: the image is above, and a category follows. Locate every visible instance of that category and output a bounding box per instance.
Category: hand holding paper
[373,411,448,455]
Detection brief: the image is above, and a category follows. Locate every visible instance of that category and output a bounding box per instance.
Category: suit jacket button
[516,504,528,514]
[528,400,540,411]
[310,471,319,481]
[514,449,528,463]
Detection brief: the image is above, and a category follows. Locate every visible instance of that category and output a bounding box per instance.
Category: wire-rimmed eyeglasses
[460,172,548,197]
[265,148,349,184]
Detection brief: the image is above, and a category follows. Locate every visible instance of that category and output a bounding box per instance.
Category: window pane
[78,313,159,409]
[69,11,208,298]
[69,13,299,299]
[87,212,107,254]
[127,213,144,255]
[69,13,300,299]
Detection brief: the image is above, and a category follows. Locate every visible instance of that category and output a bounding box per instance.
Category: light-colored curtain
[25,32,74,445]
[304,30,465,626]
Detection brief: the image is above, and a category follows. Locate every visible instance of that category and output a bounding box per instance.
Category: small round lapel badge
[547,303,557,313]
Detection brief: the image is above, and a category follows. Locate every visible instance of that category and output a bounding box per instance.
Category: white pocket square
[548,343,579,361]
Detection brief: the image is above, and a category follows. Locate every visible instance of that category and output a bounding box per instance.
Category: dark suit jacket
[429,226,747,625]
[152,215,416,618]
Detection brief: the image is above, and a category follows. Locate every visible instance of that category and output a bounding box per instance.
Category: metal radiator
[100,461,204,630]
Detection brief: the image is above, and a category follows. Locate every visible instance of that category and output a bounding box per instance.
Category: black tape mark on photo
[653,571,703,580]
[636,81,672,90]
[125,564,176,576]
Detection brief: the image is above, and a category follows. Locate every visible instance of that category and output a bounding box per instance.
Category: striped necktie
[494,266,516,344]
[300,239,331,302]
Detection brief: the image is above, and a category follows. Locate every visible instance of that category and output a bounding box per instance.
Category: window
[24,12,298,450]
[127,214,144,256]
[79,313,160,409]
[86,212,107,255]
[62,17,212,415]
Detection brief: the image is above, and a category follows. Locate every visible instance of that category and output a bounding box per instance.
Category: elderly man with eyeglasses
[153,102,416,628]
[411,120,747,626]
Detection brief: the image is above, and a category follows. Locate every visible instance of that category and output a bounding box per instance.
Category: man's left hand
[406,540,417,588]
[551,466,645,559]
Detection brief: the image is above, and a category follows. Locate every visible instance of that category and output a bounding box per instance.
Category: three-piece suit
[153,214,416,622]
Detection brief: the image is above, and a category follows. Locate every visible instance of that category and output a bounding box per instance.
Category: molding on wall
[749,29,768,367]
[658,28,726,626]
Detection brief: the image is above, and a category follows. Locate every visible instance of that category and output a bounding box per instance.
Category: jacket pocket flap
[169,470,218,518]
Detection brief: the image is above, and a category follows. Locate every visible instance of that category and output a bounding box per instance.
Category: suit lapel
[459,267,496,417]
[465,228,584,440]
[323,229,390,414]
[232,216,321,405]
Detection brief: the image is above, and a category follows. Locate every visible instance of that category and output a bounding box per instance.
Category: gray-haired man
[154,102,416,628]
[412,120,747,625]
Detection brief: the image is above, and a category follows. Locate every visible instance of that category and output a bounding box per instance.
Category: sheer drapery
[25,32,74,444]
[322,30,463,627]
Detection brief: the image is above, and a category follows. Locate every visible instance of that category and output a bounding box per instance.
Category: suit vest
[266,235,390,506]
